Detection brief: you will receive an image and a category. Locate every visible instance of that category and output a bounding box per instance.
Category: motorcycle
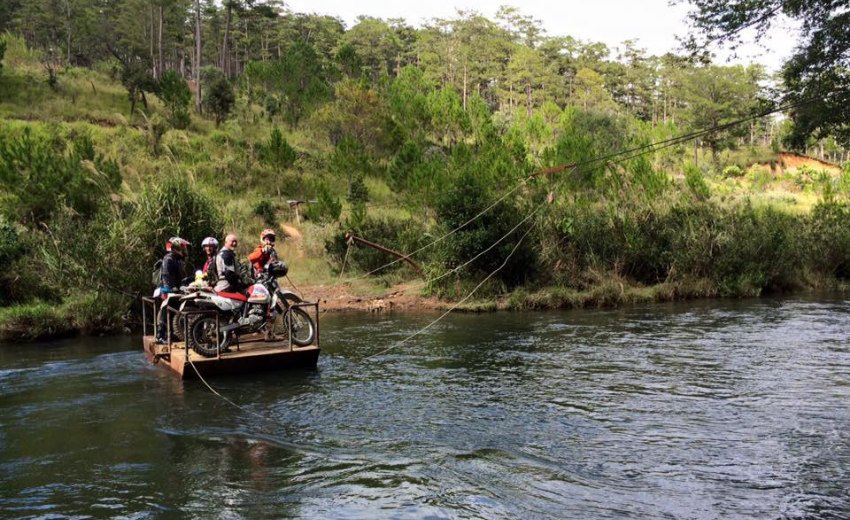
[182,261,316,357]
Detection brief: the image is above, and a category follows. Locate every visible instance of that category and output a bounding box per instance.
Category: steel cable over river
[2,295,850,519]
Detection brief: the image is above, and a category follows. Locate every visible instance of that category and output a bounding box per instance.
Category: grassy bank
[0,294,129,343]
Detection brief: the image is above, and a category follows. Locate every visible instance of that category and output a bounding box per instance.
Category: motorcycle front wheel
[272,306,316,346]
[187,316,230,358]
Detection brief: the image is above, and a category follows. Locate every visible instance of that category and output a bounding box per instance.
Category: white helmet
[201,237,219,248]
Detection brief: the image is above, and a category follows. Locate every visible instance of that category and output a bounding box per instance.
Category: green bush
[723,165,744,177]
[304,182,342,224]
[0,127,121,224]
[685,163,711,201]
[0,216,23,306]
[157,70,192,129]
[259,128,297,172]
[748,167,772,192]
[710,204,803,294]
[542,200,806,296]
[63,292,128,334]
[252,200,278,227]
[147,113,168,156]
[326,216,428,275]
[205,77,235,127]
[122,175,223,292]
[807,202,850,279]
[348,173,370,205]
[431,169,537,291]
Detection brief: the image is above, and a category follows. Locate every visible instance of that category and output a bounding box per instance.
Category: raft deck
[143,334,320,379]
[141,296,320,379]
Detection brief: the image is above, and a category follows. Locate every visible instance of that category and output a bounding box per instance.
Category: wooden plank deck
[143,334,320,379]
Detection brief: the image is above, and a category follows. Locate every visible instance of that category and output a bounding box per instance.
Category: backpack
[151,259,163,287]
[238,260,255,286]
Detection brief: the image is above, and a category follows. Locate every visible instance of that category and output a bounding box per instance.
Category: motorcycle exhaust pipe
[220,323,240,333]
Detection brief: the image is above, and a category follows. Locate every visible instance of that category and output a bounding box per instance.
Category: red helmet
[166,236,191,253]
[260,228,276,241]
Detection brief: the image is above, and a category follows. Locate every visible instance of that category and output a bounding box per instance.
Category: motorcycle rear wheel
[187,316,229,358]
[170,314,186,342]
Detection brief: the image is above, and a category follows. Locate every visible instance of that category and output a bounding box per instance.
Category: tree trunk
[693,139,698,168]
[526,84,532,118]
[158,4,165,77]
[64,0,71,64]
[195,0,202,112]
[462,62,467,111]
[150,3,156,78]
[222,1,233,76]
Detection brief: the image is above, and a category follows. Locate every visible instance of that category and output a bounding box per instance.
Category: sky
[285,0,801,72]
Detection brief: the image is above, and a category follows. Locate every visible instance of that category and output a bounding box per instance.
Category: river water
[2,296,850,519]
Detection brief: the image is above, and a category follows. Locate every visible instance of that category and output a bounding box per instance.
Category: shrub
[259,128,297,172]
[389,139,423,191]
[63,292,128,334]
[807,202,850,279]
[205,77,235,127]
[326,216,428,275]
[122,175,223,292]
[252,200,278,227]
[431,169,537,291]
[723,165,744,177]
[304,182,342,224]
[157,70,192,129]
[147,113,168,156]
[348,173,370,205]
[685,163,711,200]
[0,216,23,306]
[711,204,803,294]
[0,128,121,224]
[748,167,772,192]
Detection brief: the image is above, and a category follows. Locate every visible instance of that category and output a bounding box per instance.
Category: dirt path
[298,282,441,312]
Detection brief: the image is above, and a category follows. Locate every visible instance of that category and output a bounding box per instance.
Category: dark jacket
[160,252,186,291]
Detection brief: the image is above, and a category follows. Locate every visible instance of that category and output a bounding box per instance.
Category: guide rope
[363,218,542,361]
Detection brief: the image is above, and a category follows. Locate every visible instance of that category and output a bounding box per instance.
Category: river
[1,296,849,519]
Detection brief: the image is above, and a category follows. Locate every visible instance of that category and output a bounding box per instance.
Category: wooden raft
[143,334,320,379]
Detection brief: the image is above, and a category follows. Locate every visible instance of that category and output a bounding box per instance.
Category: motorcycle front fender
[277,290,303,304]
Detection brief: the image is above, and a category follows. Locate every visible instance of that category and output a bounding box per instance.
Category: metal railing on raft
[142,295,320,359]
[286,301,320,352]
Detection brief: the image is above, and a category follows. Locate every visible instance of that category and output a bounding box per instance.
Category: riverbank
[2,277,847,343]
[304,275,850,313]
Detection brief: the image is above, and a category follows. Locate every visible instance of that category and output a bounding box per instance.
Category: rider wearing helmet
[156,236,190,344]
[248,228,279,277]
[201,237,219,282]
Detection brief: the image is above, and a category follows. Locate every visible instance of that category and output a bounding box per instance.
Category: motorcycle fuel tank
[247,284,271,303]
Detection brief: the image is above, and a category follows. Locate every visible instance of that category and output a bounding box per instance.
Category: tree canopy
[683,0,850,146]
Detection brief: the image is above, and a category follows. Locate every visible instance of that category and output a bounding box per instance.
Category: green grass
[0,293,129,343]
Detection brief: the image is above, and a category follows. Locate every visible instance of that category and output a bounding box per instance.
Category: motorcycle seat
[216,291,248,302]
